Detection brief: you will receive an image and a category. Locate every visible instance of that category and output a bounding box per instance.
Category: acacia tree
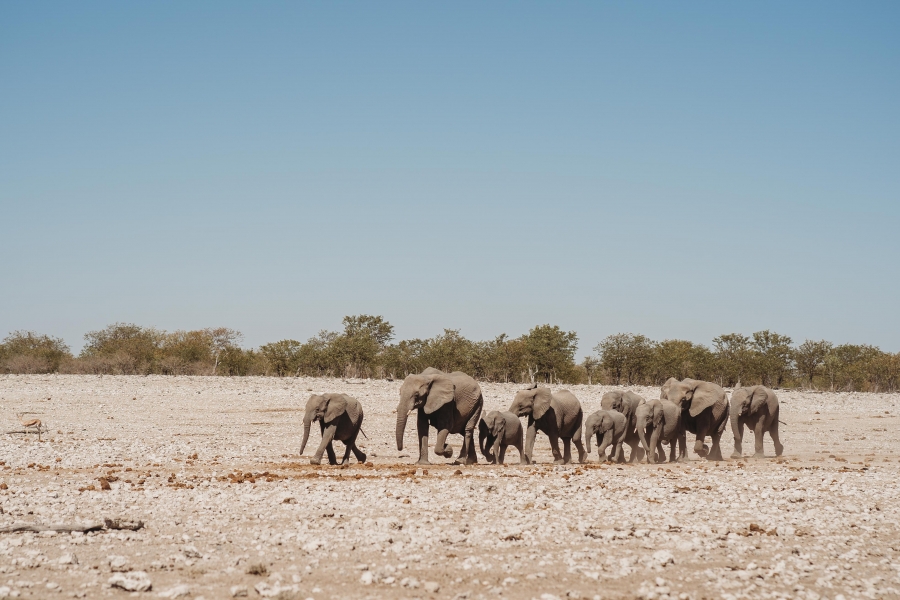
[712,333,751,387]
[594,333,652,384]
[521,325,578,384]
[794,339,832,389]
[750,330,794,387]
[0,331,72,373]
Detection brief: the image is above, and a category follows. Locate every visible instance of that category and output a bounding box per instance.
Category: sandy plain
[0,375,898,600]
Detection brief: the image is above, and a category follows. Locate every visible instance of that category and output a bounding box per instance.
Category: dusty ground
[0,375,898,600]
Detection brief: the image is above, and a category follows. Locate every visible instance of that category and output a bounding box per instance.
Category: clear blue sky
[2,2,898,355]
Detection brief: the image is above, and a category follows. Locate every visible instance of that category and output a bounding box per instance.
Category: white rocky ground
[0,375,898,600]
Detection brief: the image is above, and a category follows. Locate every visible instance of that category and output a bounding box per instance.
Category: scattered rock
[109,571,152,592]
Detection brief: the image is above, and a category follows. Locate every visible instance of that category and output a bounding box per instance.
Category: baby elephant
[584,410,627,463]
[300,393,366,465]
[730,385,783,458]
[478,410,526,465]
[635,399,685,463]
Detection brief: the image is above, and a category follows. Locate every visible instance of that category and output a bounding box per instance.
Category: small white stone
[424,581,441,593]
[360,572,374,585]
[109,571,152,592]
[158,583,190,598]
[230,585,248,597]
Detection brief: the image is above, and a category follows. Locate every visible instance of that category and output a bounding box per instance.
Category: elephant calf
[600,390,646,462]
[584,410,627,463]
[300,393,366,465]
[635,399,685,463]
[730,385,783,458]
[478,410,526,465]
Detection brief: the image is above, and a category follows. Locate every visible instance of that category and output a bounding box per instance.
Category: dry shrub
[1,355,52,374]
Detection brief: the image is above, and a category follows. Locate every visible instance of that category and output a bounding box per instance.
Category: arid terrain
[0,375,898,600]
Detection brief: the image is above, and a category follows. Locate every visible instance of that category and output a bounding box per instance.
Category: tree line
[1,316,897,391]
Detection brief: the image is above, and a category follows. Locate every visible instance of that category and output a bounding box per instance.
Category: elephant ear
[748,387,768,414]
[532,387,553,420]
[688,386,719,418]
[423,374,455,414]
[324,394,348,423]
[652,402,665,428]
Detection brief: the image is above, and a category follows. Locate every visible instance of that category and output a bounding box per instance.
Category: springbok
[16,412,44,441]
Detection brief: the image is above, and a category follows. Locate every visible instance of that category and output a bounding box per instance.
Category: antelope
[17,412,44,441]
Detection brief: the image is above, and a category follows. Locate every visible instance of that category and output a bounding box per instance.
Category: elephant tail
[778,420,787,426]
[359,427,368,439]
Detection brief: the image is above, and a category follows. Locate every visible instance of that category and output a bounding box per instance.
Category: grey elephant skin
[509,385,586,464]
[299,394,366,465]
[661,377,729,461]
[600,390,646,462]
[396,368,483,465]
[584,410,626,463]
[635,399,685,463]
[730,385,784,458]
[478,410,526,465]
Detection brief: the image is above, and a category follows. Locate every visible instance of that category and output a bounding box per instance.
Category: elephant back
[448,371,483,413]
[500,411,523,441]
[551,390,583,435]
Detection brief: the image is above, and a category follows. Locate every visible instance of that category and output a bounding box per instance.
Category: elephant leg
[515,440,528,464]
[667,440,676,463]
[708,428,725,461]
[498,444,507,465]
[693,427,709,458]
[435,428,454,459]
[350,439,367,463]
[753,418,766,458]
[340,441,353,465]
[572,422,587,464]
[416,410,431,465]
[562,437,572,464]
[548,433,564,464]
[313,424,338,465]
[770,417,784,457]
[628,439,644,463]
[676,431,688,462]
[731,418,745,459]
[463,406,481,466]
[524,424,537,464]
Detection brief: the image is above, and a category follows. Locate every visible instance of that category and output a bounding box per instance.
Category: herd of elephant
[299,367,784,466]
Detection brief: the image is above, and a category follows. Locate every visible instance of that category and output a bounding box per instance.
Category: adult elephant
[396,368,483,465]
[300,394,366,465]
[635,399,685,463]
[661,377,729,461]
[600,390,646,462]
[509,384,586,464]
[730,385,783,458]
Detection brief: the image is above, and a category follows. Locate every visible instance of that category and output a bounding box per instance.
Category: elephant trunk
[585,427,594,453]
[479,430,492,462]
[648,425,662,464]
[492,435,502,465]
[300,419,312,455]
[636,421,652,463]
[395,407,410,451]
